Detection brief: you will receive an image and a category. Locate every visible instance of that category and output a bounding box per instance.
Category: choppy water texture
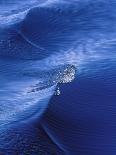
[0,0,116,154]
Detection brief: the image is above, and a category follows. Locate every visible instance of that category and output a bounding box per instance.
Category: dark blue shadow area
[0,123,64,155]
[42,59,116,155]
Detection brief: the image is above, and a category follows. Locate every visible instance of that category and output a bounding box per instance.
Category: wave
[0,0,116,154]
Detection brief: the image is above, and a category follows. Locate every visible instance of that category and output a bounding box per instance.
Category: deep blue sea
[0,0,116,154]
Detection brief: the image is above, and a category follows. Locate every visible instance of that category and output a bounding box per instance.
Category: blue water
[0,0,116,154]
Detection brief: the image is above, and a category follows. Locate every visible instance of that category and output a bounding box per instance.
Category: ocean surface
[0,0,116,154]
